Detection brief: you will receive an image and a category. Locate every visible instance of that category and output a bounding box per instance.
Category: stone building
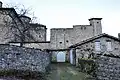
[50,18,103,62]
[50,18,102,49]
[0,2,47,44]
[69,33,120,65]
[0,1,120,65]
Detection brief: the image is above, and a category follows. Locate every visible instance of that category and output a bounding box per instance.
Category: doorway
[57,52,66,62]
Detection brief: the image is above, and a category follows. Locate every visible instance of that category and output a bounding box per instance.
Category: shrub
[78,58,96,75]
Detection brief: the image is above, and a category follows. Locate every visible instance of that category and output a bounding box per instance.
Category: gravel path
[47,63,90,80]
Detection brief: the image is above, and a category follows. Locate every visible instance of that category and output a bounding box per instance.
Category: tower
[89,18,102,36]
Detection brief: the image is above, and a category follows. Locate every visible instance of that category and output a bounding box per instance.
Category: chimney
[118,33,120,40]
[0,1,2,8]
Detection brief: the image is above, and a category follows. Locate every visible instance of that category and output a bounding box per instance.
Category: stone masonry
[95,56,120,80]
[0,3,47,44]
[70,34,120,66]
[0,44,50,73]
[50,18,102,49]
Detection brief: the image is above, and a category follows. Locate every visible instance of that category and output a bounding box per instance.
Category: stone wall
[50,26,94,49]
[72,36,120,66]
[0,44,51,73]
[78,55,120,80]
[9,42,50,50]
[0,9,22,44]
[29,23,47,42]
[50,18,102,50]
[0,8,47,44]
[89,18,102,36]
[73,25,94,43]
[95,56,120,80]
[73,36,120,79]
[23,42,50,50]
[50,28,73,49]
[75,41,94,66]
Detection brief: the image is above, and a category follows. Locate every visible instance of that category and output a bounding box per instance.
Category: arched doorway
[57,52,65,62]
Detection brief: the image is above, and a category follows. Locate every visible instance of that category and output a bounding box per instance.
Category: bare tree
[5,3,38,23]
[0,4,37,46]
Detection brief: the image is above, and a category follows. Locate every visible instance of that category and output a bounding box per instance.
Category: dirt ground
[0,63,92,80]
[46,63,91,80]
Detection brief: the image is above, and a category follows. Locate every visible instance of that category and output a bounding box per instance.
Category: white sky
[2,0,120,40]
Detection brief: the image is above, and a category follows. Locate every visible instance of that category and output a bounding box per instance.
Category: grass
[0,69,46,80]
[60,70,90,80]
[47,63,92,80]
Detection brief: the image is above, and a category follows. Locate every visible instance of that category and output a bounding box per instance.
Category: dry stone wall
[95,56,120,80]
[0,44,50,73]
[78,55,120,80]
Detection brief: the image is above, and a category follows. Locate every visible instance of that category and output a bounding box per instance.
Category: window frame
[95,41,101,51]
[106,40,112,51]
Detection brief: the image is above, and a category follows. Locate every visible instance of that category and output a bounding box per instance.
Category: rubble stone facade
[50,18,102,49]
[0,4,47,44]
[95,56,120,80]
[71,36,120,65]
[0,44,50,73]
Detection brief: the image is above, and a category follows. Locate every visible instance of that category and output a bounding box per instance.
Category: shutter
[106,41,112,51]
[95,41,101,51]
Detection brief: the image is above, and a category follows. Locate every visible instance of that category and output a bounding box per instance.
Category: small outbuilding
[69,33,120,66]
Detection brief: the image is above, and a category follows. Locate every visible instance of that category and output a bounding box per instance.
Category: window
[81,26,83,30]
[81,26,86,30]
[66,40,69,43]
[106,41,112,51]
[95,41,101,51]
[84,26,86,30]
[59,42,62,44]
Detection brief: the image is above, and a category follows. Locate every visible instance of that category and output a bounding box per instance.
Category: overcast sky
[2,0,120,40]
